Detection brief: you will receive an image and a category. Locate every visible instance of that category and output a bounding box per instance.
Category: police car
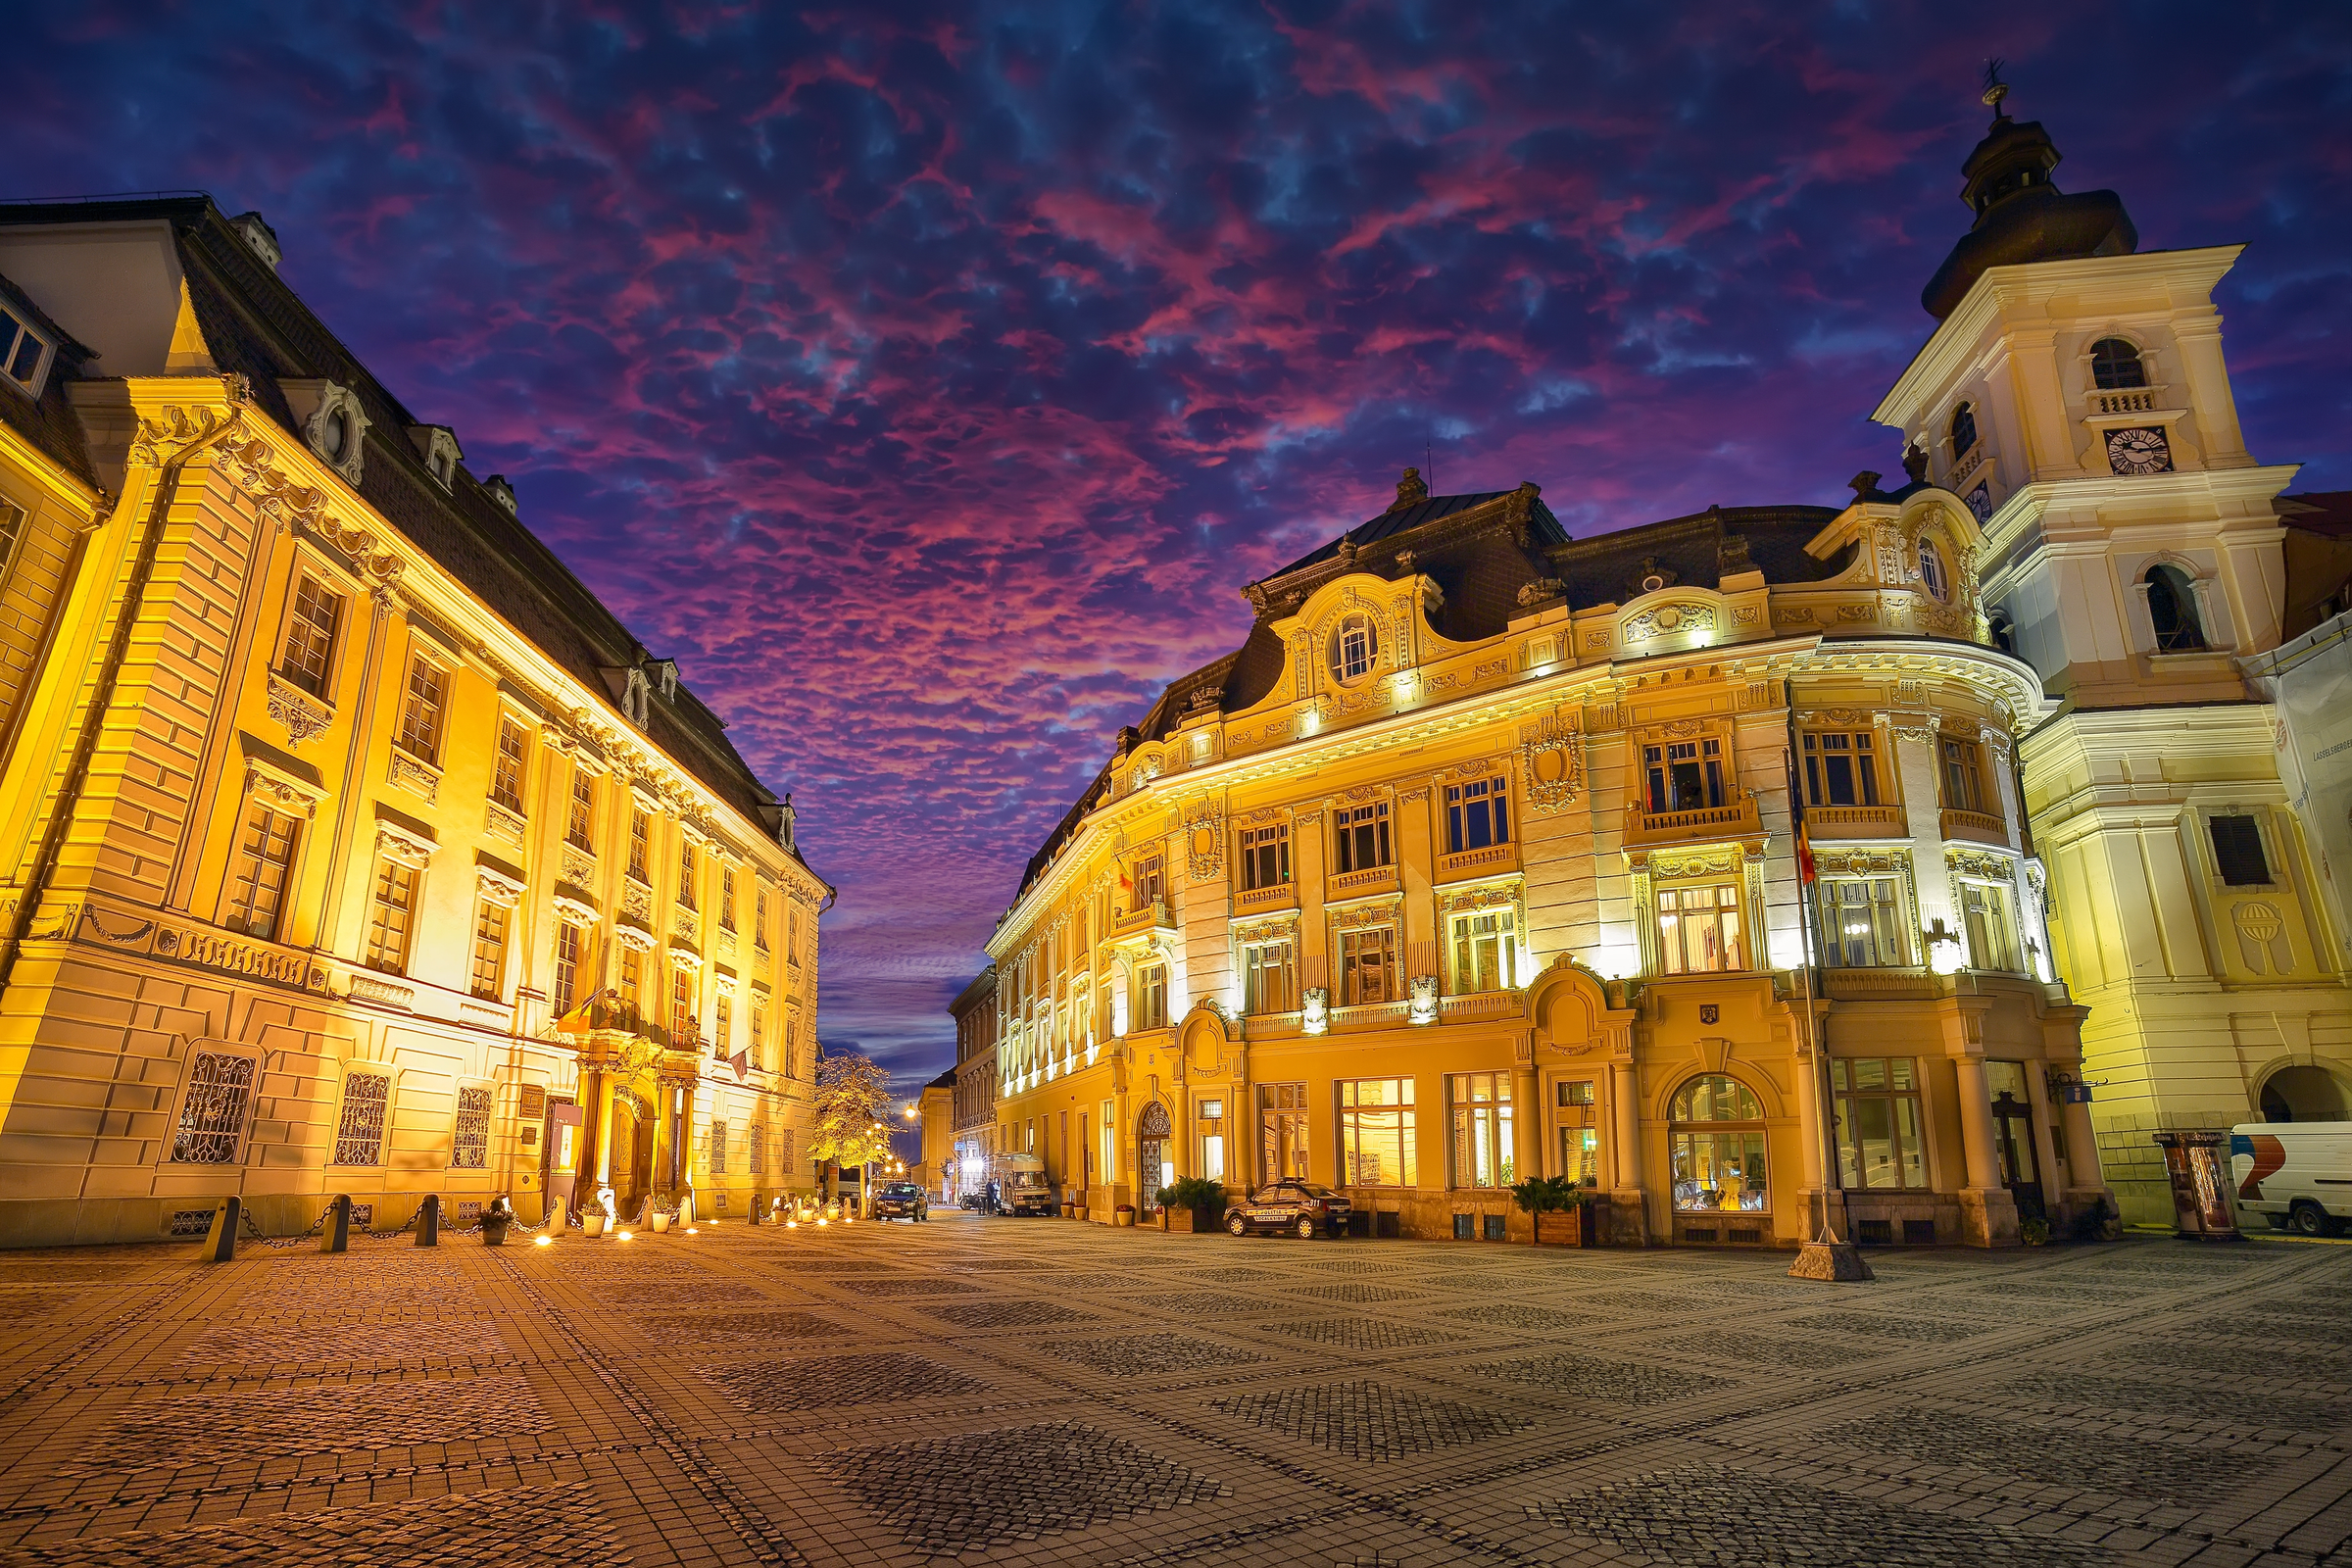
[1222,1179,1351,1239]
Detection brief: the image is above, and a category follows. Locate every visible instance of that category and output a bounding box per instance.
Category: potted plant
[1510,1174,1585,1246]
[578,1196,609,1238]
[2021,1215,2051,1247]
[1114,1202,1136,1227]
[650,1196,677,1234]
[481,1197,514,1248]
[1159,1176,1226,1234]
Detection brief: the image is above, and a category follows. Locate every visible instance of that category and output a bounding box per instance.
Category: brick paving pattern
[0,1214,2346,1566]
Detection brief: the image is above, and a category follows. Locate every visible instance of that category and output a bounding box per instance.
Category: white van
[2230,1121,2352,1235]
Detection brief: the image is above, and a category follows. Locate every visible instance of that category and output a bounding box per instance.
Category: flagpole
[1787,704,1842,1247]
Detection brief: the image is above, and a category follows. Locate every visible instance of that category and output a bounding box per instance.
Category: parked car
[2230,1121,2352,1235]
[1223,1179,1351,1239]
[872,1181,930,1222]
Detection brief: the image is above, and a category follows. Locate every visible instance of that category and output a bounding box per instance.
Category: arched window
[1669,1074,1768,1214]
[2145,564,2207,652]
[1917,539,1949,603]
[2090,338,2147,390]
[1987,610,2016,656]
[1328,612,1378,685]
[1948,402,1979,458]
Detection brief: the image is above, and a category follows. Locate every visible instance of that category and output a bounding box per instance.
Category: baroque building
[0,196,827,1246]
[1871,101,2352,1223]
[949,965,1000,1201]
[986,469,2106,1249]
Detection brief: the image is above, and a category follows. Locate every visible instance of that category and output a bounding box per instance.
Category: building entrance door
[1137,1101,1172,1211]
[1990,1090,2045,1222]
[543,1098,582,1224]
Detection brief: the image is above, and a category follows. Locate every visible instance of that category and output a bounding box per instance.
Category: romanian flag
[1796,817,1816,885]
[730,1050,750,1082]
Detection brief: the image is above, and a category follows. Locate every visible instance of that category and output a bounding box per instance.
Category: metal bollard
[416,1194,440,1248]
[321,1193,351,1253]
[199,1196,241,1263]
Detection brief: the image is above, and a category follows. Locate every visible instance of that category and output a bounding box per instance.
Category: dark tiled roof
[0,269,99,493]
[1547,504,1844,611]
[1267,488,1568,577]
[925,1065,956,1090]
[0,195,794,851]
[2280,491,2352,537]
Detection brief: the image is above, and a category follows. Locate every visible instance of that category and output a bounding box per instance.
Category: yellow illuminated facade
[0,197,825,1246]
[987,471,2109,1249]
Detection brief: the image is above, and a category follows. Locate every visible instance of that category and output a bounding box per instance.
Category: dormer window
[1948,402,1979,459]
[409,425,463,492]
[295,380,369,485]
[2090,338,2147,390]
[1329,613,1378,685]
[0,303,54,399]
[320,408,352,462]
[1917,539,1949,603]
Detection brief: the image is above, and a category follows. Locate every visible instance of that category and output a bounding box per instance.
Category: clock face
[2106,425,2173,476]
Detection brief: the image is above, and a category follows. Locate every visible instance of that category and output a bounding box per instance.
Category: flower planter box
[1535,1210,1580,1246]
[1114,1205,1136,1227]
[1165,1206,1198,1233]
[650,1212,673,1234]
[581,1213,608,1238]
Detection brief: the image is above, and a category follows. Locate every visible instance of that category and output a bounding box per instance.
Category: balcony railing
[1939,808,2009,847]
[1805,805,1906,838]
[1437,842,1517,881]
[2090,385,2162,416]
[1234,882,1297,914]
[1627,799,1757,846]
[1111,899,1172,939]
[1326,864,1399,901]
[1823,966,1937,1001]
[1439,990,1522,1022]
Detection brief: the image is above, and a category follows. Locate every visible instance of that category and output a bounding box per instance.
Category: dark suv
[1223,1179,1350,1239]
[872,1182,929,1222]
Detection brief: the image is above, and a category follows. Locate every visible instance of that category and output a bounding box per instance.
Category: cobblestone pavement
[0,1216,2345,1566]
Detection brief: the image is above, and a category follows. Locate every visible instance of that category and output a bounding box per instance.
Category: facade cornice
[1874,245,2246,430]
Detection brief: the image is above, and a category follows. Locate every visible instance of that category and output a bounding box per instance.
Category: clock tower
[1873,80,2345,1226]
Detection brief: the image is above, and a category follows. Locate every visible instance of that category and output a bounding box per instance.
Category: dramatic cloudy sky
[17,3,2348,1096]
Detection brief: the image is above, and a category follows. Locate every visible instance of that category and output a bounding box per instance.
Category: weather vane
[1982,58,2010,115]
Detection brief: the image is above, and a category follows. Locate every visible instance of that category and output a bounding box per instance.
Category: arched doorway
[610,1089,652,1223]
[2262,1065,2351,1123]
[1137,1101,1172,1208]
[1669,1074,1768,1238]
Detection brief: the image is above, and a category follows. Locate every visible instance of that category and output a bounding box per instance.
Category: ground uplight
[533,1236,552,1247]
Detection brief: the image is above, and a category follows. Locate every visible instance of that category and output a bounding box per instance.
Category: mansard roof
[0,194,799,859]
[1544,502,1847,611]
[0,267,99,494]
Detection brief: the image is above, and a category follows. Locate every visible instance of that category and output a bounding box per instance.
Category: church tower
[1874,74,2347,1225]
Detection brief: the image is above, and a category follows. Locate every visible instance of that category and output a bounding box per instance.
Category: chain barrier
[353,1205,425,1243]
[237,1200,337,1250]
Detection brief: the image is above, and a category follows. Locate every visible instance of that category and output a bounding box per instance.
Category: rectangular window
[1445,776,1511,854]
[1447,1071,1514,1188]
[628,810,651,880]
[720,866,738,929]
[671,965,695,1045]
[331,1071,392,1166]
[1340,925,1398,1004]
[364,858,419,974]
[2210,814,2272,886]
[1259,1082,1308,1182]
[553,923,585,1014]
[1817,877,1910,967]
[490,719,528,812]
[1101,1099,1116,1183]
[1656,884,1744,975]
[1333,803,1392,873]
[755,893,770,950]
[1557,1079,1597,1185]
[1832,1057,1927,1190]
[710,1120,727,1175]
[1449,908,1518,994]
[1645,737,1726,813]
[1242,936,1297,1013]
[0,501,21,576]
[225,803,300,943]
[469,899,508,999]
[1802,731,1882,808]
[395,655,446,764]
[1132,855,1164,908]
[1240,822,1291,891]
[715,992,732,1053]
[1958,879,2022,972]
[567,770,596,851]
[677,838,698,909]
[172,1051,255,1163]
[618,944,643,1008]
[750,1001,767,1069]
[1938,736,1986,812]
[1338,1077,1417,1187]
[0,301,54,396]
[451,1085,493,1169]
[275,573,342,698]
[1136,964,1168,1031]
[1198,1099,1226,1182]
[750,1121,765,1174]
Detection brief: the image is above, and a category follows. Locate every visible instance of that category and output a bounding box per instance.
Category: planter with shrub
[1156,1177,1226,1234]
[1510,1175,1599,1246]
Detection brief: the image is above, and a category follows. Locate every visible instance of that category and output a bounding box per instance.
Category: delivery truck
[2230,1121,2352,1235]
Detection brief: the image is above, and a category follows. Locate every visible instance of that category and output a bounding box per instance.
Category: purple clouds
[14,3,2349,1090]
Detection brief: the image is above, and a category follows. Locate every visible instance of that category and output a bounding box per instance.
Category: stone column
[1611,1057,1647,1244]
[1953,1054,2018,1247]
[1513,1059,1541,1183]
